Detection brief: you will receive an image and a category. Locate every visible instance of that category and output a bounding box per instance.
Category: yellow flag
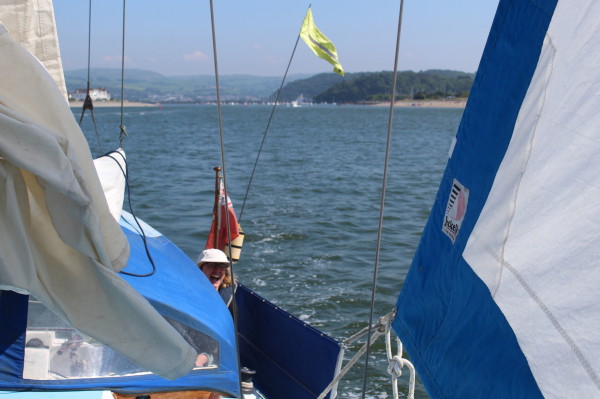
[300,8,344,76]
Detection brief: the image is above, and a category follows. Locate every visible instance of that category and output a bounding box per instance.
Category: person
[197,248,236,311]
[194,249,238,399]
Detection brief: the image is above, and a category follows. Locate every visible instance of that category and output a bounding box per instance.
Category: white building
[70,88,111,101]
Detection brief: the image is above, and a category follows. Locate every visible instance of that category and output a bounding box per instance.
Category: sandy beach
[372,99,467,108]
[69,100,158,108]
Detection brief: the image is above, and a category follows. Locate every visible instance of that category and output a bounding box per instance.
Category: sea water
[78,104,463,399]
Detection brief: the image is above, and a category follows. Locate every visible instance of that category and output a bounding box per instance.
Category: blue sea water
[78,104,463,399]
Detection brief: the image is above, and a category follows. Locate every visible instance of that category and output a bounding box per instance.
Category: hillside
[269,72,352,102]
[65,69,308,103]
[313,70,474,103]
[65,68,474,104]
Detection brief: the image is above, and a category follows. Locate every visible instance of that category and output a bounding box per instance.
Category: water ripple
[79,104,461,399]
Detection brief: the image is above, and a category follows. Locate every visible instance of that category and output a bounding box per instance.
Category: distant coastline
[371,99,467,108]
[68,99,467,108]
[69,100,158,108]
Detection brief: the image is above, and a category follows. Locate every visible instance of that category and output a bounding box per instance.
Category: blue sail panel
[394,0,562,398]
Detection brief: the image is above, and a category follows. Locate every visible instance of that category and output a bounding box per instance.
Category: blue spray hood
[0,212,239,397]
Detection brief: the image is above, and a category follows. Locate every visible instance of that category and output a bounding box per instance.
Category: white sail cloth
[0,23,196,380]
[0,0,67,100]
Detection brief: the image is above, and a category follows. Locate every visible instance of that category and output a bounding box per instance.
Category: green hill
[269,72,354,102]
[312,70,474,103]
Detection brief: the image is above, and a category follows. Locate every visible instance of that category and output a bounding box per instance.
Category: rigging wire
[207,1,244,396]
[118,0,128,148]
[237,17,305,222]
[109,0,155,277]
[360,1,406,398]
[78,0,103,154]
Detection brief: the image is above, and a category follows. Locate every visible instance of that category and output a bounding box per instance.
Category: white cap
[197,248,229,266]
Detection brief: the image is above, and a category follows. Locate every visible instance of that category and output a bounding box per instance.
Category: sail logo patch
[442,179,469,243]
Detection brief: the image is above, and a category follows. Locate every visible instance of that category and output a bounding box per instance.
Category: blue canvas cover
[0,212,239,397]
[236,285,341,399]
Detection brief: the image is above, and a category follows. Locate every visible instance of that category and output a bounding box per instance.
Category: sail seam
[494,34,556,298]
[489,33,600,391]
[497,253,600,390]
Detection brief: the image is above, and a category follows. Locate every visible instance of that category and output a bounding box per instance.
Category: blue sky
[54,0,499,77]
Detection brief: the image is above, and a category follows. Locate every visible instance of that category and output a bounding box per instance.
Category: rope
[385,315,415,399]
[316,315,389,399]
[237,7,307,222]
[317,311,415,399]
[102,150,157,278]
[207,1,244,397]
[78,0,102,154]
[318,333,383,399]
[360,0,405,397]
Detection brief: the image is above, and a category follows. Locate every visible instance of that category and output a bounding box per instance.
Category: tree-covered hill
[269,72,359,102]
[312,70,474,103]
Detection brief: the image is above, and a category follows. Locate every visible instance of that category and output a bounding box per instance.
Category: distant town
[69,87,111,102]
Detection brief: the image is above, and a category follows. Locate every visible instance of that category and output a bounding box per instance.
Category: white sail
[0,0,67,100]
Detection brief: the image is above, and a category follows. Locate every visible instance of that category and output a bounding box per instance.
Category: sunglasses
[202,262,229,269]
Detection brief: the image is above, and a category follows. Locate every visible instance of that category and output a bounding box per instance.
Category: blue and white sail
[394,0,600,398]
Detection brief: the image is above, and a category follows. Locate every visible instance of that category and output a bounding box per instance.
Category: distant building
[70,88,111,101]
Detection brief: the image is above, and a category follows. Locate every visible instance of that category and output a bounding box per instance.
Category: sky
[53,0,500,77]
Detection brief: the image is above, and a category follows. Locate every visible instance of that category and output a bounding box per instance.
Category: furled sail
[394,0,600,398]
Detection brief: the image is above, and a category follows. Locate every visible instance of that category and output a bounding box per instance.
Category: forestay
[394,0,600,398]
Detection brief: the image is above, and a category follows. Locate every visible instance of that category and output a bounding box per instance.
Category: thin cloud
[183,50,208,61]
[265,55,283,64]
[103,55,133,64]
